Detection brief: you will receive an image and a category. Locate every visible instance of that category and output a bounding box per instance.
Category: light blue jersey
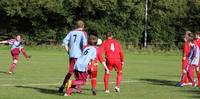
[7,39,22,50]
[74,46,97,72]
[63,29,87,58]
[189,45,200,66]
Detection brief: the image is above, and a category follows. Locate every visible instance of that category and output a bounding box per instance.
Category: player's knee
[91,78,96,80]
[117,70,122,74]
[20,47,24,51]
[13,59,18,64]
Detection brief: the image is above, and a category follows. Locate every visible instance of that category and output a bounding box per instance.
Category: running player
[194,31,200,88]
[186,37,200,87]
[87,30,102,95]
[64,33,107,96]
[176,31,194,87]
[0,35,31,74]
[58,20,87,93]
[99,32,124,93]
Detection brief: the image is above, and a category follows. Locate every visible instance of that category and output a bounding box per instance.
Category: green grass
[0,48,199,99]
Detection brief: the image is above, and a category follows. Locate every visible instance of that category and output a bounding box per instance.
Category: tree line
[0,0,199,49]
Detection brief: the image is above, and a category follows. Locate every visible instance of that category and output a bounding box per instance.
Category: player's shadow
[180,90,200,98]
[0,71,8,74]
[139,78,177,86]
[15,85,61,96]
[15,86,91,96]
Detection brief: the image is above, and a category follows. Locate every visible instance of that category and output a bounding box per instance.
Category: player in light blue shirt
[186,37,200,87]
[65,32,98,96]
[74,46,97,72]
[59,20,88,93]
[63,29,87,58]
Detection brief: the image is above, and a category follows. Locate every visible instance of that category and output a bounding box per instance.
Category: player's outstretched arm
[0,41,8,44]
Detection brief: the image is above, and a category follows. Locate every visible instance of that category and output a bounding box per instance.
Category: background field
[0,48,199,99]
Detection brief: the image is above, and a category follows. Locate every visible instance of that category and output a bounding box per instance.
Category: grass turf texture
[0,48,199,99]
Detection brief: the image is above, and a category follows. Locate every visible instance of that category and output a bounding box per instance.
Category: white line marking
[0,80,138,87]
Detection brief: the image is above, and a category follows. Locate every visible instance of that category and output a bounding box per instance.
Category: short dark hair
[89,30,98,38]
[107,32,113,37]
[187,37,194,43]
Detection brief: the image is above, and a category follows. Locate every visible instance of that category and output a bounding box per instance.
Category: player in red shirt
[87,30,103,95]
[99,32,124,93]
[194,31,200,88]
[176,31,194,87]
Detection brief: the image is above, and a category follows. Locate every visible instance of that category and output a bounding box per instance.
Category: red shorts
[182,57,189,70]
[68,58,77,74]
[106,60,122,72]
[74,69,88,82]
[11,48,20,60]
[88,64,98,78]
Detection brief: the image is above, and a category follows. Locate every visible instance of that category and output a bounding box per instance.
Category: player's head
[195,31,200,38]
[107,32,113,39]
[76,20,84,28]
[184,31,193,42]
[88,31,98,46]
[187,36,195,46]
[16,35,21,41]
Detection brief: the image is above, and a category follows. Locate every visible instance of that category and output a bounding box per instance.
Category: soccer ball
[97,38,102,45]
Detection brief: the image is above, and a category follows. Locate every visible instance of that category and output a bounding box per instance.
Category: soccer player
[58,20,87,93]
[186,37,200,87]
[87,30,102,95]
[176,31,194,87]
[0,35,31,74]
[64,32,107,96]
[99,32,124,93]
[194,31,200,88]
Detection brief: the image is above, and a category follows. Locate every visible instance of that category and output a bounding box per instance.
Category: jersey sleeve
[98,42,106,63]
[82,32,88,47]
[91,48,97,60]
[6,39,15,45]
[62,33,70,46]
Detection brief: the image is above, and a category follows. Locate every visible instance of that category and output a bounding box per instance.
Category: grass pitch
[0,48,199,99]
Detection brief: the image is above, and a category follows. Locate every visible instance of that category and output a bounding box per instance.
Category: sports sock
[9,63,16,72]
[91,78,96,89]
[62,73,72,87]
[116,71,122,87]
[104,73,110,90]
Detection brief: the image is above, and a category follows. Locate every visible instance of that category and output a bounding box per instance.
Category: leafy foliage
[0,0,199,48]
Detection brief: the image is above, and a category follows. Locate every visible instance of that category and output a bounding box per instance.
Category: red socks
[9,63,16,73]
[116,71,122,87]
[104,73,110,90]
[91,78,96,89]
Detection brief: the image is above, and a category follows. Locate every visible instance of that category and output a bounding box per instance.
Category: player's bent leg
[187,66,195,86]
[181,59,189,84]
[59,58,77,93]
[59,73,72,93]
[20,47,31,60]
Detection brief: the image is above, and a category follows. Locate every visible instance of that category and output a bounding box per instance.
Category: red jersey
[99,38,124,63]
[183,41,190,57]
[195,38,200,48]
